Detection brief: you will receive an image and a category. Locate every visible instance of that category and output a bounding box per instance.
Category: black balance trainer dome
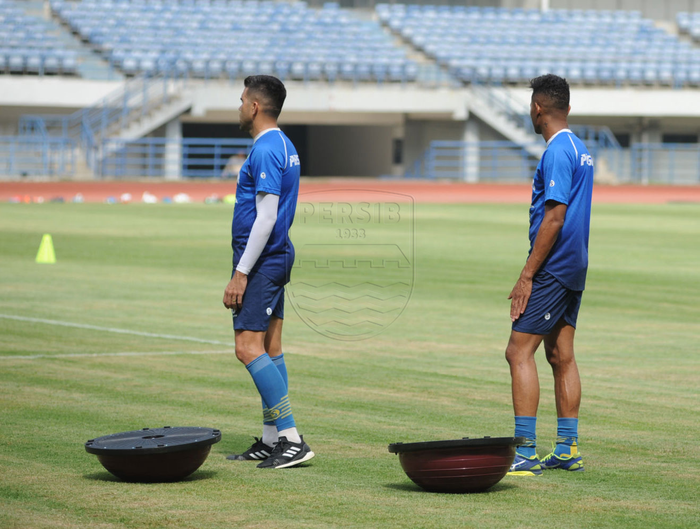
[389,436,524,493]
[85,426,221,482]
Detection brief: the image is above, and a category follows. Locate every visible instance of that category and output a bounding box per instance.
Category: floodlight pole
[541,0,550,12]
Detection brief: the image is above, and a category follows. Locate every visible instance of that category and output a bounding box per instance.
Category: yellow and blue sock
[514,416,537,458]
[261,354,289,423]
[554,417,579,457]
[261,354,289,445]
[246,353,295,432]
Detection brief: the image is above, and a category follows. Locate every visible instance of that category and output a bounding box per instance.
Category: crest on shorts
[287,190,415,341]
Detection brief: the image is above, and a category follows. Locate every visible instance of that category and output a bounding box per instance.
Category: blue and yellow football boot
[540,442,585,472]
[507,453,543,476]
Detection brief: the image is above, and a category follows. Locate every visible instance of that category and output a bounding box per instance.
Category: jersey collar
[253,127,281,143]
[546,128,572,147]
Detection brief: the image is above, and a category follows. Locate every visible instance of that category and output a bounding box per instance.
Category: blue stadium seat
[8,53,25,73]
[324,61,339,82]
[340,62,355,81]
[25,52,42,74]
[225,59,239,80]
[290,61,305,80]
[378,4,692,87]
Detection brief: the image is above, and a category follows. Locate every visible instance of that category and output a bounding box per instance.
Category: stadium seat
[377,3,693,87]
[225,59,239,80]
[25,52,42,75]
[324,61,339,82]
[8,54,24,73]
[51,0,417,83]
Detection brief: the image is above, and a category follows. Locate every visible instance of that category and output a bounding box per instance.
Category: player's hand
[508,275,533,323]
[223,270,248,312]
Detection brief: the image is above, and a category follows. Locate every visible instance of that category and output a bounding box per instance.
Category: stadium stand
[677,12,700,43]
[377,3,700,88]
[49,0,419,83]
[0,0,78,75]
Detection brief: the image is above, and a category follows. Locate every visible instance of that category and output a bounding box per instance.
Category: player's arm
[223,192,279,311]
[509,201,567,322]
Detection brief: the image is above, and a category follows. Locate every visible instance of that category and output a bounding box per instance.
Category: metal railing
[631,143,700,184]
[406,140,540,180]
[0,136,76,176]
[471,83,534,132]
[406,139,700,184]
[99,137,252,178]
[18,72,187,146]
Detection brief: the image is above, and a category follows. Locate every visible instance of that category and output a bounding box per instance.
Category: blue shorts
[232,271,284,332]
[512,271,582,335]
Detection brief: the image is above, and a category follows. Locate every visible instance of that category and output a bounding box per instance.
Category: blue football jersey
[231,128,300,286]
[528,129,594,291]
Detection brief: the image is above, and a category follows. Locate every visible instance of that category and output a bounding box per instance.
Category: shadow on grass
[384,481,518,494]
[215,433,261,457]
[83,470,218,483]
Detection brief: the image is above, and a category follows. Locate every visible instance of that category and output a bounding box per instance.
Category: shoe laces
[268,436,293,458]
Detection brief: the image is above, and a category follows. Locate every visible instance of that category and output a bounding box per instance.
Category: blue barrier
[99,137,252,178]
[407,139,700,184]
[0,136,75,176]
[407,140,542,180]
[631,143,700,184]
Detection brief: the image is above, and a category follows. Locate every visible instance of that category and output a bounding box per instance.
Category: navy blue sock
[554,417,579,457]
[246,353,295,431]
[514,416,537,458]
[261,354,289,425]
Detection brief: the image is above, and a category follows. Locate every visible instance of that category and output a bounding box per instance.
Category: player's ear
[533,101,542,116]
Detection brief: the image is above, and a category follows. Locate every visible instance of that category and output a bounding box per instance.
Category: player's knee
[235,343,259,365]
[546,347,575,369]
[505,343,524,366]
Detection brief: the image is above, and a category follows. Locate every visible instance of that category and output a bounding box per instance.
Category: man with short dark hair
[506,74,593,476]
[223,75,313,469]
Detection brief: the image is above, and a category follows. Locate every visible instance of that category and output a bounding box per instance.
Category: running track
[2,179,700,204]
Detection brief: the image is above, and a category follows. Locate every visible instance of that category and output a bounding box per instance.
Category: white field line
[2,350,235,360]
[0,313,233,347]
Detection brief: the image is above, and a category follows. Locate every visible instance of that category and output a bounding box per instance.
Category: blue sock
[261,354,289,425]
[270,353,288,389]
[514,416,537,458]
[246,353,295,431]
[554,417,579,457]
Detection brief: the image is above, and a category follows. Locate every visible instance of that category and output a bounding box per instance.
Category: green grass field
[1,201,699,528]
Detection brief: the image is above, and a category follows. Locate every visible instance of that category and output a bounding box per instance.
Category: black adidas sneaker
[256,436,315,469]
[226,437,274,461]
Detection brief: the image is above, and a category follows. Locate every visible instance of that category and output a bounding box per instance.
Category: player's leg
[259,316,287,447]
[506,330,545,476]
[226,329,277,461]
[227,272,309,467]
[257,291,314,469]
[540,317,584,471]
[506,271,576,476]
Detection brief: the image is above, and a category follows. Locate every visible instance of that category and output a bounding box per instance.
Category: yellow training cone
[36,234,56,264]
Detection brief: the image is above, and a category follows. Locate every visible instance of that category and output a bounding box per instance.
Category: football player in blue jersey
[506,75,593,476]
[223,75,314,469]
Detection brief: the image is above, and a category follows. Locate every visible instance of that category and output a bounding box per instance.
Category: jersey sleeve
[542,146,575,205]
[248,145,284,196]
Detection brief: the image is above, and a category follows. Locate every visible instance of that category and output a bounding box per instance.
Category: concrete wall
[306,125,395,177]
[404,119,466,167]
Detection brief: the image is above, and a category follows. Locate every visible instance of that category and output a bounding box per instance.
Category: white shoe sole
[274,450,315,469]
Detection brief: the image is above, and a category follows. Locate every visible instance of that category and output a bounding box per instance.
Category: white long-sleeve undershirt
[235,192,279,275]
